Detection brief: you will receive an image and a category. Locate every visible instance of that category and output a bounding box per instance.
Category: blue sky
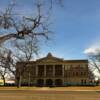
[0,0,100,60]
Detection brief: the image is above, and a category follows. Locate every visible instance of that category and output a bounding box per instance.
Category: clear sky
[0,0,100,60]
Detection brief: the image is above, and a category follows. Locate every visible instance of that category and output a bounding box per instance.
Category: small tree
[13,36,39,87]
[85,48,100,82]
[0,47,12,86]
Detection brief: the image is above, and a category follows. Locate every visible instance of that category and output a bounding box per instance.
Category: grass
[0,86,100,91]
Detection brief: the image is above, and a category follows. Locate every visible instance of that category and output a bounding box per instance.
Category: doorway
[46,79,53,87]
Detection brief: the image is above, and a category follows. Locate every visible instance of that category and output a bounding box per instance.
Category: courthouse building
[16,53,91,86]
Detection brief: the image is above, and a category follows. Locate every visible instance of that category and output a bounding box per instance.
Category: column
[62,65,65,86]
[53,65,55,77]
[36,65,38,77]
[62,64,65,77]
[44,65,46,77]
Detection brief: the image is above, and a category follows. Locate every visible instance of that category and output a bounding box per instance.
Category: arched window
[55,79,63,86]
[37,79,44,86]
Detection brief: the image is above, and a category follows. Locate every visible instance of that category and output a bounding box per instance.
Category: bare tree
[0,2,50,45]
[0,47,13,86]
[0,0,64,87]
[0,1,50,87]
[0,36,39,87]
[85,49,100,84]
[0,0,63,45]
[13,36,39,87]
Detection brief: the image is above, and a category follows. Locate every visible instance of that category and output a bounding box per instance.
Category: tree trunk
[2,76,6,86]
[17,75,22,88]
[19,75,22,87]
[28,72,31,87]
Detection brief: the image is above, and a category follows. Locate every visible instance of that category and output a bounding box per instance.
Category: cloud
[84,39,100,55]
[84,46,100,55]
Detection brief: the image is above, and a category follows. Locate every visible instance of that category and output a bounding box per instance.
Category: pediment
[36,53,64,63]
[37,58,63,63]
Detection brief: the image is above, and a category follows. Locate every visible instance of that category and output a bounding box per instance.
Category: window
[81,80,83,84]
[84,72,86,76]
[76,72,78,76]
[81,79,86,84]
[55,65,62,76]
[73,72,75,76]
[81,72,83,76]
[38,65,44,76]
[84,80,86,84]
[46,65,53,77]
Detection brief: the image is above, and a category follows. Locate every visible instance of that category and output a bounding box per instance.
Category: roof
[16,61,35,65]
[65,60,88,63]
[16,53,88,64]
[36,52,64,62]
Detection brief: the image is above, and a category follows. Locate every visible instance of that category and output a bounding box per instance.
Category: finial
[47,52,52,57]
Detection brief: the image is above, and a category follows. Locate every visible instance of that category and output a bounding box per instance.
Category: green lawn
[0,86,100,91]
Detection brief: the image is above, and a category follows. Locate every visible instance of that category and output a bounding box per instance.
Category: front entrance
[46,79,53,87]
[55,79,63,86]
[37,79,44,86]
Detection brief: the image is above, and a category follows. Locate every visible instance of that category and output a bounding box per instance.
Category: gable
[36,57,64,63]
[36,53,64,63]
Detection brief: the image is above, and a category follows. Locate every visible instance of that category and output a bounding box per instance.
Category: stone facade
[16,53,91,86]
